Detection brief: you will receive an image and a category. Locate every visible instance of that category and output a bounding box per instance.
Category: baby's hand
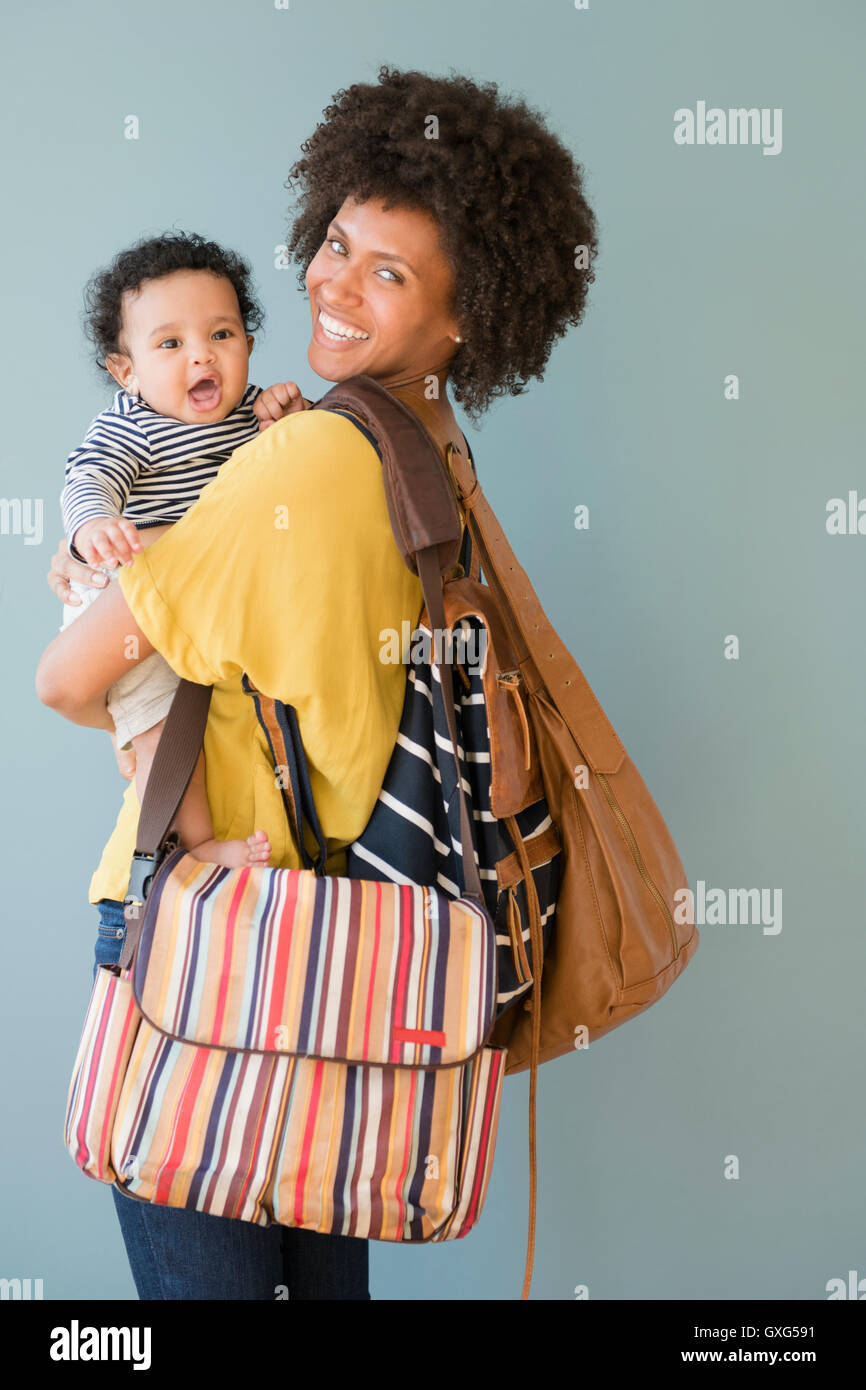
[108,727,137,782]
[253,381,310,432]
[73,516,144,570]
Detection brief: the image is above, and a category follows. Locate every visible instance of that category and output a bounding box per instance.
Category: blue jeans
[93,898,371,1300]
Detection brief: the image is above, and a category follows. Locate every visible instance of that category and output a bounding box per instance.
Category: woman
[37,64,599,1300]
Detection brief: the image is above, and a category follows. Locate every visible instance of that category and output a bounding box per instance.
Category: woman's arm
[58,689,117,732]
[36,573,156,722]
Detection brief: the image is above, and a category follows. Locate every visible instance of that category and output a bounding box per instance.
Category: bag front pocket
[270,1044,507,1242]
[110,1020,285,1227]
[109,1010,507,1243]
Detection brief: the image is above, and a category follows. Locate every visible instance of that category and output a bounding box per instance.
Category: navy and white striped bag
[334,416,560,1023]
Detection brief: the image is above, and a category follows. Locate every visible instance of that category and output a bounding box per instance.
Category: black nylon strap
[417,546,485,907]
[272,699,328,874]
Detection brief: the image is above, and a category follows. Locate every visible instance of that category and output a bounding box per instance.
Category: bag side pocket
[64,966,141,1184]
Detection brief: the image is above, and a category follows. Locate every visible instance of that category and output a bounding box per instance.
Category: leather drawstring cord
[497,673,531,770]
[507,885,532,985]
[504,814,544,1300]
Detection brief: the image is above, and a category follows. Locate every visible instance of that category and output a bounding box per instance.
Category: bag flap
[132,848,497,1068]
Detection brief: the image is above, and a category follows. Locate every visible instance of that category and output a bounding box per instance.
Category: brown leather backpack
[309,376,699,1298]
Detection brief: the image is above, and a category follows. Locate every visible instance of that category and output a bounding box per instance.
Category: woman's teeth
[319,309,369,342]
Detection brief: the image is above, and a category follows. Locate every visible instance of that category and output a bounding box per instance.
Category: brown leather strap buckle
[446,441,474,503]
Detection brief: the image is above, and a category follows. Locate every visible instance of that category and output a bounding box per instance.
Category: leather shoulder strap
[313,376,464,579]
[134,680,212,855]
[446,446,626,774]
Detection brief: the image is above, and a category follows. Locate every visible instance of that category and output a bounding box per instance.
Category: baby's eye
[158,338,180,349]
[212,329,231,340]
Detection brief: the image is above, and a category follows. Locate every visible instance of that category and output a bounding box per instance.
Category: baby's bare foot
[189,830,272,869]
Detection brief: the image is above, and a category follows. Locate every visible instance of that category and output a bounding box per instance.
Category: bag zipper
[594,772,681,960]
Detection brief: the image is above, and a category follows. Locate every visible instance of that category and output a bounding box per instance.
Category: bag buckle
[446,442,475,504]
[123,831,180,924]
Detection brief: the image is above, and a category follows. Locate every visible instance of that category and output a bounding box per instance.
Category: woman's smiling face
[305,195,461,387]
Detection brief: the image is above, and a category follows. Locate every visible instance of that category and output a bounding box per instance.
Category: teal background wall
[1,0,862,1300]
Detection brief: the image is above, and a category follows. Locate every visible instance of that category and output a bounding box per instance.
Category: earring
[455,335,463,343]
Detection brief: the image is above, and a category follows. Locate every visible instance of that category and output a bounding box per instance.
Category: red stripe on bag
[393,1026,446,1046]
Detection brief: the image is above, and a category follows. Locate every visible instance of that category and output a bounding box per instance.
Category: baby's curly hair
[285,65,600,421]
[82,231,265,374]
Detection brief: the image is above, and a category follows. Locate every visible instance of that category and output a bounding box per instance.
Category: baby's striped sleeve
[61,409,150,561]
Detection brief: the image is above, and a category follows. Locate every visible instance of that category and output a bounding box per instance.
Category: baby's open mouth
[188,377,221,411]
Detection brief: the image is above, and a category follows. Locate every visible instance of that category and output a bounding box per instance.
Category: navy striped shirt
[61,383,262,561]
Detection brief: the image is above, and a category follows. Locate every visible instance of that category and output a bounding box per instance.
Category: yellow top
[87,407,426,905]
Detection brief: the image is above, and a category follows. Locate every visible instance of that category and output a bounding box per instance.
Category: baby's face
[106,269,253,423]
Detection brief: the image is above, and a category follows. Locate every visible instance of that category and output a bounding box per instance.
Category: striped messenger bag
[64,377,561,1300]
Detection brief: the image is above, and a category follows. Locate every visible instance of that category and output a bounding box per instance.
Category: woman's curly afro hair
[81,230,265,374]
[285,64,600,421]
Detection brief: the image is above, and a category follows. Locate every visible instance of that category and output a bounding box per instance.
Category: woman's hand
[47,536,110,607]
[253,381,311,431]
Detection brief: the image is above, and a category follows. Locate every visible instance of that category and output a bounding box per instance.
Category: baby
[59,231,307,869]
